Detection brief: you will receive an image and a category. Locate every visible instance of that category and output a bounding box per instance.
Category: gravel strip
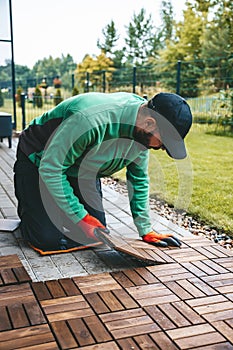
[102,177,233,251]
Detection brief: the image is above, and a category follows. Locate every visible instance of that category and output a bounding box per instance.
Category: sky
[0,0,186,68]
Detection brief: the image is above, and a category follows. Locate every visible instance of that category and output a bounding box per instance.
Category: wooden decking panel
[0,249,233,349]
[0,254,31,286]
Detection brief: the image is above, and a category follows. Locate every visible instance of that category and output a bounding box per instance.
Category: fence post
[133,66,136,93]
[176,60,181,95]
[102,70,106,93]
[21,93,26,130]
[85,72,90,92]
[71,73,75,90]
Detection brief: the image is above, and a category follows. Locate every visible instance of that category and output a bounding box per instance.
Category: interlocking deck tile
[0,324,58,350]
[0,254,31,285]
[73,272,122,294]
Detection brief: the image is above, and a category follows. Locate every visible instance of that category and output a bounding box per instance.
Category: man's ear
[144,117,157,133]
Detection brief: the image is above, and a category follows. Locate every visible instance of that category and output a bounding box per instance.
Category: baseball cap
[148,92,192,159]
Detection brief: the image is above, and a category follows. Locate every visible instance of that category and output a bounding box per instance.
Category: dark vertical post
[9,0,16,129]
[85,72,90,92]
[176,60,181,95]
[102,70,106,93]
[21,93,26,130]
[133,66,136,93]
[71,73,75,90]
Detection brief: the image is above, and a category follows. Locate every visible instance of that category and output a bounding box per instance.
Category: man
[14,92,192,255]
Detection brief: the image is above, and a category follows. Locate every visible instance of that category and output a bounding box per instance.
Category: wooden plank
[46,308,95,323]
[84,315,112,343]
[78,342,120,350]
[167,323,216,339]
[181,262,207,277]
[186,295,228,307]
[68,318,95,347]
[13,266,31,283]
[117,337,140,350]
[202,309,233,322]
[58,278,81,296]
[45,280,66,298]
[134,267,159,284]
[0,306,11,331]
[8,303,30,328]
[193,343,233,350]
[122,269,147,286]
[145,305,176,330]
[172,301,204,325]
[24,301,46,325]
[203,259,229,274]
[51,320,77,349]
[85,292,110,314]
[1,269,17,285]
[31,281,52,301]
[0,254,22,269]
[111,271,135,288]
[158,303,191,327]
[112,289,138,309]
[165,281,193,300]
[188,277,219,296]
[98,291,124,311]
[150,331,179,349]
[133,334,160,350]
[176,279,206,298]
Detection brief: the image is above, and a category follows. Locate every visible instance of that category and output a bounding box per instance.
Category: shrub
[34,85,43,108]
[54,89,63,106]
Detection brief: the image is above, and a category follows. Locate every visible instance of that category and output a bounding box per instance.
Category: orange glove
[142,231,181,247]
[77,214,108,241]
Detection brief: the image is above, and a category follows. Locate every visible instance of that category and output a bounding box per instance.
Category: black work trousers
[13,149,106,251]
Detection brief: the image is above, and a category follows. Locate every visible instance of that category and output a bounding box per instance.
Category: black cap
[148,92,192,159]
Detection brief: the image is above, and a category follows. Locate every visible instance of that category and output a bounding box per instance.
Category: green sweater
[19,92,152,236]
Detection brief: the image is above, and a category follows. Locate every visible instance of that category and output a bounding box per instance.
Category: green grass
[115,124,233,234]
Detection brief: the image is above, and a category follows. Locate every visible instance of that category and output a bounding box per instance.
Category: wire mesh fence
[0,56,233,132]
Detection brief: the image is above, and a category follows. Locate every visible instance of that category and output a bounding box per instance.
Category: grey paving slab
[0,137,193,282]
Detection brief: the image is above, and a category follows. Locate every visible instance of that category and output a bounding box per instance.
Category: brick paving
[0,137,233,349]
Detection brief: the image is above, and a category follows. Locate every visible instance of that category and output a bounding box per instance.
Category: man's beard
[133,127,161,150]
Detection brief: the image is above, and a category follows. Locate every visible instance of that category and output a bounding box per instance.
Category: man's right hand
[77,214,108,241]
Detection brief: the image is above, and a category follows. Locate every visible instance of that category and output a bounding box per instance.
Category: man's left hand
[142,231,182,247]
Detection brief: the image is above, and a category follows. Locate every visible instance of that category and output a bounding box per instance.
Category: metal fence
[0,57,233,131]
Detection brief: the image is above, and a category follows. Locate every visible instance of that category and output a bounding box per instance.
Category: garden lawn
[115,124,233,234]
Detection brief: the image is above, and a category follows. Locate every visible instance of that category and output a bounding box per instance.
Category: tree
[97,20,120,56]
[152,2,205,96]
[76,51,115,92]
[124,8,156,65]
[159,0,175,46]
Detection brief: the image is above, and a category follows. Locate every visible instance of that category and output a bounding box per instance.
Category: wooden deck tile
[167,324,226,349]
[40,295,95,322]
[0,254,31,285]
[73,272,122,294]
[0,324,58,350]
[100,308,160,339]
